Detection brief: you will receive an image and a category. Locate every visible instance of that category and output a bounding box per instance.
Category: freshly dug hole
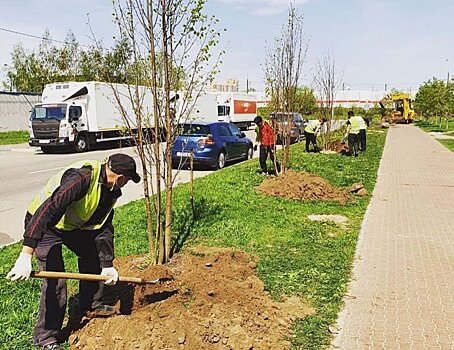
[70,247,314,350]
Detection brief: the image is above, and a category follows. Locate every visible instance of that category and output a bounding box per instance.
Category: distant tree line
[3,30,131,92]
[414,77,454,125]
[3,29,186,93]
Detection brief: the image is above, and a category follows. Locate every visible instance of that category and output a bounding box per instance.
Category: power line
[0,27,89,48]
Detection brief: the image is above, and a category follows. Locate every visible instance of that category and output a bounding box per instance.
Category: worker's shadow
[61,283,177,341]
[60,285,130,341]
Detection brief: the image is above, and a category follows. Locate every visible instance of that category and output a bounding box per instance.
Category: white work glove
[6,252,33,281]
[101,267,119,285]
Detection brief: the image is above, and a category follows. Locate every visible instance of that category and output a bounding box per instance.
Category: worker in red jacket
[253,116,281,175]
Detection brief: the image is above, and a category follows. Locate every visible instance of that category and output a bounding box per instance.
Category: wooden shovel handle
[30,271,144,284]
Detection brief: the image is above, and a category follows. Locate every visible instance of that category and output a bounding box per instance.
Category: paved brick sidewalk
[332,125,454,349]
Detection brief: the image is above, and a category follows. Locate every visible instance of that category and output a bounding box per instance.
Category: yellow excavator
[379,92,415,124]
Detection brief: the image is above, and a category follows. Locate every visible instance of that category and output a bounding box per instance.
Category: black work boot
[85,304,117,318]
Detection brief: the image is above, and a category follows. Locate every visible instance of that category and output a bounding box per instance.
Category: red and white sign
[234,100,257,114]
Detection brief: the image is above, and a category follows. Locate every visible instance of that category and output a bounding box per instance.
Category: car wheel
[216,151,226,169]
[74,134,89,153]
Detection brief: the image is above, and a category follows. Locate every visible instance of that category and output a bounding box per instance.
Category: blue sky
[1,0,453,93]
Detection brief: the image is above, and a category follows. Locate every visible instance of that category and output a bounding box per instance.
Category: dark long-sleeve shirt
[23,164,121,267]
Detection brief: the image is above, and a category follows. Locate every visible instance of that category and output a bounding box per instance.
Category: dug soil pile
[70,247,313,350]
[256,169,349,204]
[325,140,349,155]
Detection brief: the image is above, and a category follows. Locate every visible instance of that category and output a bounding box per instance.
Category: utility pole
[246,75,249,94]
[446,59,450,130]
[446,59,450,86]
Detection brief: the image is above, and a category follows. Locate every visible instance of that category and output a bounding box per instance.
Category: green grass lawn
[438,139,454,152]
[415,118,454,133]
[415,119,454,153]
[0,129,386,349]
[0,130,29,145]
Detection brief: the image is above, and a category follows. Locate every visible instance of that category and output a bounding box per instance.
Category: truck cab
[29,102,88,153]
[217,105,231,123]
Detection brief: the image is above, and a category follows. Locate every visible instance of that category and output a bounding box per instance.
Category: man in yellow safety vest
[6,153,140,350]
[345,111,363,156]
[304,117,327,152]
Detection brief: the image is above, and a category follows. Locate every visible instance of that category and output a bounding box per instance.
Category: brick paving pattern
[332,125,454,350]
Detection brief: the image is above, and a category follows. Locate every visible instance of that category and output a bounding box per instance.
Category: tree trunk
[190,151,194,217]
[162,0,173,263]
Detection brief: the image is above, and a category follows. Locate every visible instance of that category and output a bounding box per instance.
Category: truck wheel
[74,134,89,153]
[215,151,226,169]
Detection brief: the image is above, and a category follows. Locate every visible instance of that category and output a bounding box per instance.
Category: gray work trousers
[33,228,104,346]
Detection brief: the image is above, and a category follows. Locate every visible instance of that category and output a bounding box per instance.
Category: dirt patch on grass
[325,140,349,155]
[256,169,350,204]
[307,214,348,225]
[70,247,313,350]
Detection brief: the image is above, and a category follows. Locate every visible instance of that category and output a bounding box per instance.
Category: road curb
[0,146,39,153]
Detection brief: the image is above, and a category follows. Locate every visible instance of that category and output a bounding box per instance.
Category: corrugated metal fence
[0,92,41,131]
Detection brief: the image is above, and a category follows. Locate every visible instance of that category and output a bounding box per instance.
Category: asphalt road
[0,129,256,247]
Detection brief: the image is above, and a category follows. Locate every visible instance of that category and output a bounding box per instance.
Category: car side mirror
[240,132,246,138]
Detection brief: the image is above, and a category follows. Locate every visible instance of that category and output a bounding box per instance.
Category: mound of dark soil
[255,169,349,204]
[325,140,349,155]
[69,247,313,350]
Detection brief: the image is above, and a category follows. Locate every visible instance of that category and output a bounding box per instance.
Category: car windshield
[31,104,67,121]
[179,124,211,136]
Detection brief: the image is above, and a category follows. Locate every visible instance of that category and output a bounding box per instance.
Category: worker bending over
[6,153,140,350]
[304,117,327,152]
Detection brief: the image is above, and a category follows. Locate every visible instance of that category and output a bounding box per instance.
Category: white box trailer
[217,92,257,130]
[28,81,155,153]
[180,91,257,130]
[183,92,219,123]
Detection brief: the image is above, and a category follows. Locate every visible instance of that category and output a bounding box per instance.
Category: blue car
[172,122,254,169]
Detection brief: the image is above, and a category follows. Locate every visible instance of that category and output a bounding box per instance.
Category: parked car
[172,121,254,169]
[269,112,307,144]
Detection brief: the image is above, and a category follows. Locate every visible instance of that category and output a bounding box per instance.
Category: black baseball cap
[107,154,140,183]
[254,116,263,124]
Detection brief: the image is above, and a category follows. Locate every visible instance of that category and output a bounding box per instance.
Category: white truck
[182,92,257,130]
[216,92,257,130]
[183,92,219,123]
[28,81,155,153]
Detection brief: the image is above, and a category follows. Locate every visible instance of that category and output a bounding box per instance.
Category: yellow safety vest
[27,160,115,231]
[304,120,320,134]
[348,117,361,134]
[354,116,367,130]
